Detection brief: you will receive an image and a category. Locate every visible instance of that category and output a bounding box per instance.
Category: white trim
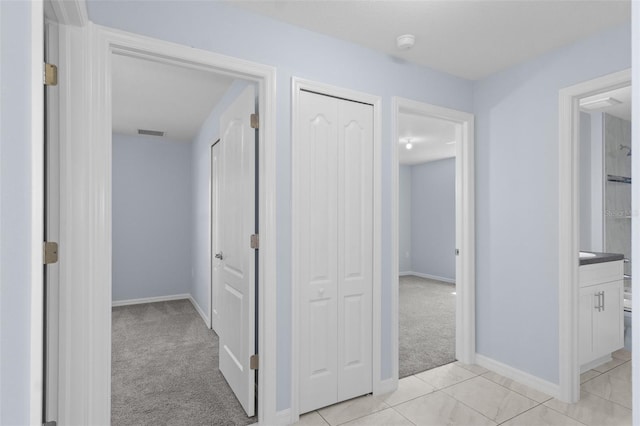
[392,97,476,374]
[189,295,210,327]
[56,23,278,425]
[632,5,640,424]
[399,272,455,284]
[46,0,88,27]
[375,378,398,395]
[290,77,383,420]
[557,69,631,403]
[475,354,560,399]
[30,2,44,424]
[111,294,190,307]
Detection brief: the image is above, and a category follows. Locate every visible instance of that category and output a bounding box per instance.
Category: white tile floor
[295,349,632,426]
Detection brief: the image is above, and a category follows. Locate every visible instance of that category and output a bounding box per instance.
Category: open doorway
[392,98,476,380]
[558,69,632,403]
[110,53,257,424]
[397,112,458,377]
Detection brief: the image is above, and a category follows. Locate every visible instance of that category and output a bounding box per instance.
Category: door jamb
[391,97,476,374]
[55,23,278,424]
[290,77,382,422]
[557,69,631,403]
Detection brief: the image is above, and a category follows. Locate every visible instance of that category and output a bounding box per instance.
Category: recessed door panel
[297,89,373,413]
[218,85,256,417]
[337,100,373,402]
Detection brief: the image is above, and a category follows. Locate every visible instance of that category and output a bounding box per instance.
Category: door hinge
[43,241,59,264]
[250,113,259,129]
[455,249,460,256]
[43,421,57,426]
[250,354,259,370]
[250,234,259,249]
[44,63,58,86]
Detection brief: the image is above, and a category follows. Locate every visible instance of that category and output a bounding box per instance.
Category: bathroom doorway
[392,98,476,380]
[558,69,633,404]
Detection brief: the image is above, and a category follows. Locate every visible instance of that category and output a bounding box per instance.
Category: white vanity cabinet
[579,260,624,370]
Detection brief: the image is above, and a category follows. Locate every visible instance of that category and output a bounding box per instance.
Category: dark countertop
[579,251,625,266]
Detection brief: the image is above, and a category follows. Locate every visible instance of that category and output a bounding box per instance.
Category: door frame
[392,97,476,371]
[557,69,631,403]
[53,23,278,424]
[290,77,382,421]
[210,139,221,334]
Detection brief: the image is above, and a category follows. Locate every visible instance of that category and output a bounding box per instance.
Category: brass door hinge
[250,113,259,129]
[250,354,259,370]
[44,63,58,86]
[250,234,259,249]
[43,241,59,264]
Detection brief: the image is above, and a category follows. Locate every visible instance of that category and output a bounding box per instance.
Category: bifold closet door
[297,90,373,414]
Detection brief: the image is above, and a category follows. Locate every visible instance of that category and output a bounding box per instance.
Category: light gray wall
[410,159,456,281]
[112,133,192,302]
[473,23,630,383]
[399,165,412,273]
[190,80,253,319]
[86,0,474,409]
[590,113,605,251]
[1,1,33,423]
[580,112,592,249]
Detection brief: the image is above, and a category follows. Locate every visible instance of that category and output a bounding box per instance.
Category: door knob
[215,252,224,260]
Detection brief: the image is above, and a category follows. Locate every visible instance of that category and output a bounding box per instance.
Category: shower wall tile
[604,113,632,276]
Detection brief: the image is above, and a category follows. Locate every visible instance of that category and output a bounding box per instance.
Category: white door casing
[391,97,476,372]
[210,141,221,334]
[296,90,374,414]
[218,85,256,417]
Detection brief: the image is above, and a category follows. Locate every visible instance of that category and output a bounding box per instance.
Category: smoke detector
[396,34,415,50]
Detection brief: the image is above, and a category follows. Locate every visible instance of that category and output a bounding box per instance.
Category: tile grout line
[542,402,590,426]
[494,401,543,425]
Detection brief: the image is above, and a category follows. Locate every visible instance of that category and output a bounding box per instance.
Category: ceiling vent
[138,129,165,137]
[579,97,622,111]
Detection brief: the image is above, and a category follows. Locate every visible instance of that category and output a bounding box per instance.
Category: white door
[297,90,373,413]
[210,141,221,334]
[218,85,256,417]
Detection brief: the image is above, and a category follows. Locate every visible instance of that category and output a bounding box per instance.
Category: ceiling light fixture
[396,34,415,50]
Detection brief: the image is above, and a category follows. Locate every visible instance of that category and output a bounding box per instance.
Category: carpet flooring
[112,299,255,426]
[399,275,456,378]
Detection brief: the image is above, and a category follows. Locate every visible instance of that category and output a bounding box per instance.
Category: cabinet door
[593,280,624,359]
[579,287,595,366]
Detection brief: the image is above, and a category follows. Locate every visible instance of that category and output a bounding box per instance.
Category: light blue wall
[399,166,412,273]
[473,23,631,383]
[0,1,33,424]
[112,133,192,302]
[410,159,456,281]
[190,80,254,319]
[86,0,474,409]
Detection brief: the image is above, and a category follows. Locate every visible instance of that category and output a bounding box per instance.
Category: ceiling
[112,53,235,142]
[229,0,630,80]
[398,111,457,165]
[580,85,632,121]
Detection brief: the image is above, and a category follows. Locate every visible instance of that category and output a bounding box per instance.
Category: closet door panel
[298,91,339,413]
[337,100,373,401]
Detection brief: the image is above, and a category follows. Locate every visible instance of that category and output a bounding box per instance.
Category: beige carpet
[399,275,456,378]
[112,299,255,426]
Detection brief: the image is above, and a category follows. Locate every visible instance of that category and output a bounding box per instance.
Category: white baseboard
[112,293,190,307]
[475,354,560,399]
[401,271,455,284]
[374,377,398,395]
[399,271,413,276]
[188,295,211,328]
